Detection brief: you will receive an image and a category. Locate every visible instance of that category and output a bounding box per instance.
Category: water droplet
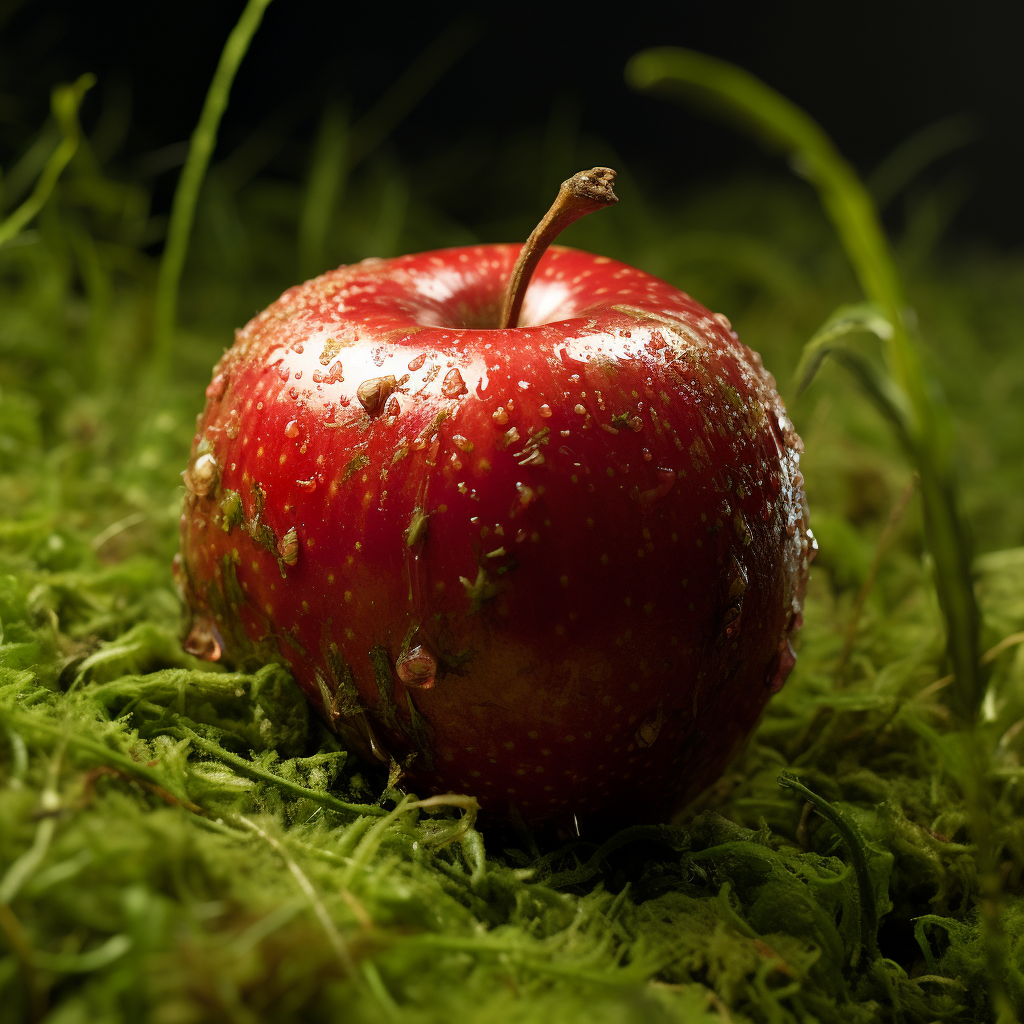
[184,618,223,661]
[296,477,317,493]
[638,467,676,505]
[441,367,468,398]
[635,705,664,748]
[539,404,552,417]
[372,346,387,367]
[807,527,819,562]
[453,434,474,452]
[277,526,299,566]
[285,419,300,438]
[408,353,427,371]
[641,447,652,461]
[225,411,240,439]
[206,373,228,401]
[713,312,732,331]
[492,407,508,425]
[187,452,220,497]
[574,404,587,416]
[397,645,436,688]
[316,361,345,385]
[357,375,397,414]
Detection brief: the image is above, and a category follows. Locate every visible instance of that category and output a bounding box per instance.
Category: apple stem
[499,167,618,329]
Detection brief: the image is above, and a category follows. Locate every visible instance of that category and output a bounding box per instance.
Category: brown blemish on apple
[356,375,397,414]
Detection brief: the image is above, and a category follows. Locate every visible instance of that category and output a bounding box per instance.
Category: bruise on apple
[177,243,814,830]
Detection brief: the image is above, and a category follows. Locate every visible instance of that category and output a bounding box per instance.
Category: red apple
[175,169,812,830]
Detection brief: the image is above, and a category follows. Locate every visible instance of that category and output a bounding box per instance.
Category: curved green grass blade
[626,47,983,724]
[868,113,978,210]
[793,303,894,397]
[778,772,879,967]
[0,74,94,249]
[794,304,914,452]
[298,100,349,279]
[152,0,274,372]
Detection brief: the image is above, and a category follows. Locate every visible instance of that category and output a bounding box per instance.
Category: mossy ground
[2,82,1024,1023]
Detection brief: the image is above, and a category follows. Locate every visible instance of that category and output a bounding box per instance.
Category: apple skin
[176,243,813,829]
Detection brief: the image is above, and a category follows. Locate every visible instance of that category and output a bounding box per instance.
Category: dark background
[2,0,1022,247]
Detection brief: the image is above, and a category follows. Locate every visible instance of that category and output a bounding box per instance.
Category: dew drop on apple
[396,645,437,689]
[807,527,819,562]
[206,373,228,401]
[539,404,552,418]
[277,526,299,566]
[285,419,300,438]
[441,367,467,398]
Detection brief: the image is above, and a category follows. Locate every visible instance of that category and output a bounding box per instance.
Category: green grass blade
[346,16,481,169]
[778,771,879,966]
[626,47,983,723]
[151,0,273,372]
[793,302,895,396]
[867,113,978,210]
[298,101,349,279]
[0,74,94,248]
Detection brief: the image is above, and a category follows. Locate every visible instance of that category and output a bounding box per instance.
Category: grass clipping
[3,41,1024,1024]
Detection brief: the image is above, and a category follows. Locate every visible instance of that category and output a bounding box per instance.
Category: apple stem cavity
[499,167,618,329]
